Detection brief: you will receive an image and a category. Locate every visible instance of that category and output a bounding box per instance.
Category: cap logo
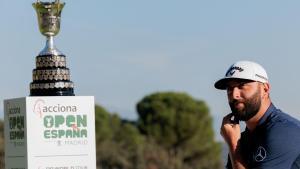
[226,66,244,76]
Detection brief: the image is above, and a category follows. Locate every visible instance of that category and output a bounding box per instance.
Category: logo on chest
[253,146,267,162]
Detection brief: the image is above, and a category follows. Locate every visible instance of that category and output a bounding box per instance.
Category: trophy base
[30,88,74,96]
[30,53,75,96]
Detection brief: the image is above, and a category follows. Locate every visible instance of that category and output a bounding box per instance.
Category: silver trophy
[31,0,74,96]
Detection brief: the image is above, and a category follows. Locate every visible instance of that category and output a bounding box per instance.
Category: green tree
[137,92,222,169]
[95,105,144,169]
[0,120,4,168]
[142,138,183,169]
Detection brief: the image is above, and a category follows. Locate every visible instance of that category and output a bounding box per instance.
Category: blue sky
[1,0,300,140]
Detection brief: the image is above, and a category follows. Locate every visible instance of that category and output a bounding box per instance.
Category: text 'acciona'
[42,104,77,113]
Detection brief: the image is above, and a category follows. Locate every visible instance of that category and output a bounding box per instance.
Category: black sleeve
[226,154,233,169]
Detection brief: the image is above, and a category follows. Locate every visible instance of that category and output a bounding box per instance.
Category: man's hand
[221,113,247,169]
[221,113,241,150]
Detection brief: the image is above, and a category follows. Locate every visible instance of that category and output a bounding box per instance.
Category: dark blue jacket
[226,104,300,169]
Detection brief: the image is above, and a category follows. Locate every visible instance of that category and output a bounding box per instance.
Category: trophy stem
[47,36,54,50]
[39,36,63,56]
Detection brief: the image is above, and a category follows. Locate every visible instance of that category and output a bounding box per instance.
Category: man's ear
[262,83,270,98]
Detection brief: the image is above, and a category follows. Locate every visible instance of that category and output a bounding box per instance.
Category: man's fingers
[232,115,240,124]
[222,113,239,125]
[222,113,234,124]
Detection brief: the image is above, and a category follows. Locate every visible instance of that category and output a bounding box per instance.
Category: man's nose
[229,87,241,100]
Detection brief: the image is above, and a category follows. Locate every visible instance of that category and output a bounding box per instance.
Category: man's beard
[229,89,261,121]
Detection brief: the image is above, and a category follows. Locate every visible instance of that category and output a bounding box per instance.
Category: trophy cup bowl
[33,0,65,56]
[33,0,65,37]
[30,0,74,96]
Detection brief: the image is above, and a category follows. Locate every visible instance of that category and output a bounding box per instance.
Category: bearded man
[215,61,300,169]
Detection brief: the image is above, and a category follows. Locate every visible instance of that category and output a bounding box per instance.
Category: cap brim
[214,77,258,90]
[214,78,233,90]
[214,78,250,90]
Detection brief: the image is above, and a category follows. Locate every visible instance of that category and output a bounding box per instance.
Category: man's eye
[238,82,250,88]
[239,83,245,87]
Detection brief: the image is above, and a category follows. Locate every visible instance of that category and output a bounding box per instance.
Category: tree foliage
[137,92,222,169]
[0,120,4,168]
[95,105,144,169]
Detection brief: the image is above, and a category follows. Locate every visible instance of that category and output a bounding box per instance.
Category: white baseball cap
[214,61,268,90]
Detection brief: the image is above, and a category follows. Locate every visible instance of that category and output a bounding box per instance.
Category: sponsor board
[4,96,96,169]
